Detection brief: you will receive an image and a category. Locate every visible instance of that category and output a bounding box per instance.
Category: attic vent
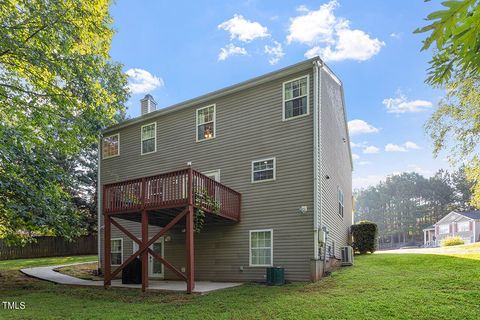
[140,94,157,115]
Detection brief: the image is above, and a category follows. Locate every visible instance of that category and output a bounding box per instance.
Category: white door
[132,238,165,278]
[203,170,220,182]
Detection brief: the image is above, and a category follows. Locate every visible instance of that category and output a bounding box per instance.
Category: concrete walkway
[20,262,243,294]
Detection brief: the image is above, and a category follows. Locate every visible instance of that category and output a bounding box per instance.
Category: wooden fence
[0,235,98,260]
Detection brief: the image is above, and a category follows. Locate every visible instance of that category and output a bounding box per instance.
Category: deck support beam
[141,210,149,292]
[186,168,195,293]
[104,214,111,287]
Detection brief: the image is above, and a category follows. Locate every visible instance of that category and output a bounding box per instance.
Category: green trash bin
[266,267,285,285]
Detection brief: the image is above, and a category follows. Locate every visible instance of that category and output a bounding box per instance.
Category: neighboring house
[423,210,480,247]
[98,57,353,293]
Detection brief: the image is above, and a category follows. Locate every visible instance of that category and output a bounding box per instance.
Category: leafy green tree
[416,0,480,207]
[0,0,129,244]
[415,0,479,85]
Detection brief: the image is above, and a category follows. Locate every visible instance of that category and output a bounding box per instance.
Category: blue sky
[109,0,449,189]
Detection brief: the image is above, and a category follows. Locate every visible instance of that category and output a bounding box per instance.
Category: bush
[441,236,465,247]
[351,221,378,254]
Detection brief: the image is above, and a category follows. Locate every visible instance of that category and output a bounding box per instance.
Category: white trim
[141,122,157,155]
[249,229,273,267]
[282,74,310,121]
[102,133,120,159]
[110,238,123,266]
[251,157,276,183]
[202,169,221,182]
[196,104,216,142]
[338,186,344,218]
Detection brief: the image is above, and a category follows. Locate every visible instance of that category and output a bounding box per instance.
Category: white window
[110,238,123,266]
[283,75,309,120]
[252,158,276,183]
[249,229,273,267]
[458,221,470,232]
[102,133,120,159]
[196,105,215,141]
[338,187,344,217]
[439,224,449,234]
[141,122,156,154]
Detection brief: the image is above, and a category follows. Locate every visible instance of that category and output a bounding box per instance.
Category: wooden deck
[103,168,241,222]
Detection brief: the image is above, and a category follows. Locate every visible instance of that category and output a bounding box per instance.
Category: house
[98,57,353,293]
[423,210,480,247]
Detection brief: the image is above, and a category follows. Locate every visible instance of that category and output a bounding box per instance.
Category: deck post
[104,213,111,287]
[141,209,149,292]
[186,168,195,293]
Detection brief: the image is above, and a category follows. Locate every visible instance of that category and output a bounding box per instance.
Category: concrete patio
[21,262,243,294]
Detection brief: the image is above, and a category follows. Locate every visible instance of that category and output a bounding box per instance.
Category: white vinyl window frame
[141,122,157,155]
[102,133,120,159]
[196,104,216,142]
[110,238,123,266]
[251,157,276,183]
[282,75,310,121]
[457,221,470,232]
[338,187,344,218]
[249,229,273,267]
[439,224,449,234]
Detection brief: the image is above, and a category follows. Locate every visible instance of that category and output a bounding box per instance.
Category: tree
[415,0,480,85]
[0,0,129,244]
[416,0,480,207]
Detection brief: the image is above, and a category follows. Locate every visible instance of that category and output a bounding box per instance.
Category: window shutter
[470,221,474,232]
[449,224,452,233]
[454,223,458,232]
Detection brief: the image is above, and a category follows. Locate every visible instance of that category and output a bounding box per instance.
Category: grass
[0,247,479,319]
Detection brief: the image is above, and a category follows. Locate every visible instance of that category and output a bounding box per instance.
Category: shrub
[441,236,465,247]
[351,221,378,254]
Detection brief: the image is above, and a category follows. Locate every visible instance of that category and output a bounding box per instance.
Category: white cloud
[348,119,379,135]
[218,14,269,42]
[382,92,432,113]
[305,28,385,62]
[407,164,433,177]
[353,174,385,189]
[264,41,285,65]
[363,145,379,154]
[405,141,421,150]
[390,32,402,39]
[358,161,372,166]
[218,44,247,61]
[385,143,407,152]
[385,141,421,152]
[352,153,360,160]
[126,68,164,94]
[287,1,384,62]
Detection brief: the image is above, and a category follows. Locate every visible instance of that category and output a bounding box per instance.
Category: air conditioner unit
[341,246,354,266]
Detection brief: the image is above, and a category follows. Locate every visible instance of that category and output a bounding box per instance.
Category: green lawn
[0,249,479,320]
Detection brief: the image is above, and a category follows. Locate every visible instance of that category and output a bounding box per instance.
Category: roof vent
[140,94,157,115]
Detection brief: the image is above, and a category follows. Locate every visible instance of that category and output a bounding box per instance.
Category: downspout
[97,136,102,271]
[313,59,323,260]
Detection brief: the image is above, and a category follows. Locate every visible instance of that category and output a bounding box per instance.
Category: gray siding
[100,69,316,281]
[318,68,353,258]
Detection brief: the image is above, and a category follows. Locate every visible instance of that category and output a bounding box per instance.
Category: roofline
[104,57,322,134]
[435,211,475,225]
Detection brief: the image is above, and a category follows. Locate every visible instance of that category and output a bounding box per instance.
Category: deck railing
[103,168,241,221]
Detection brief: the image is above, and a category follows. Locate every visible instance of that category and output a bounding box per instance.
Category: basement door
[132,238,165,278]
